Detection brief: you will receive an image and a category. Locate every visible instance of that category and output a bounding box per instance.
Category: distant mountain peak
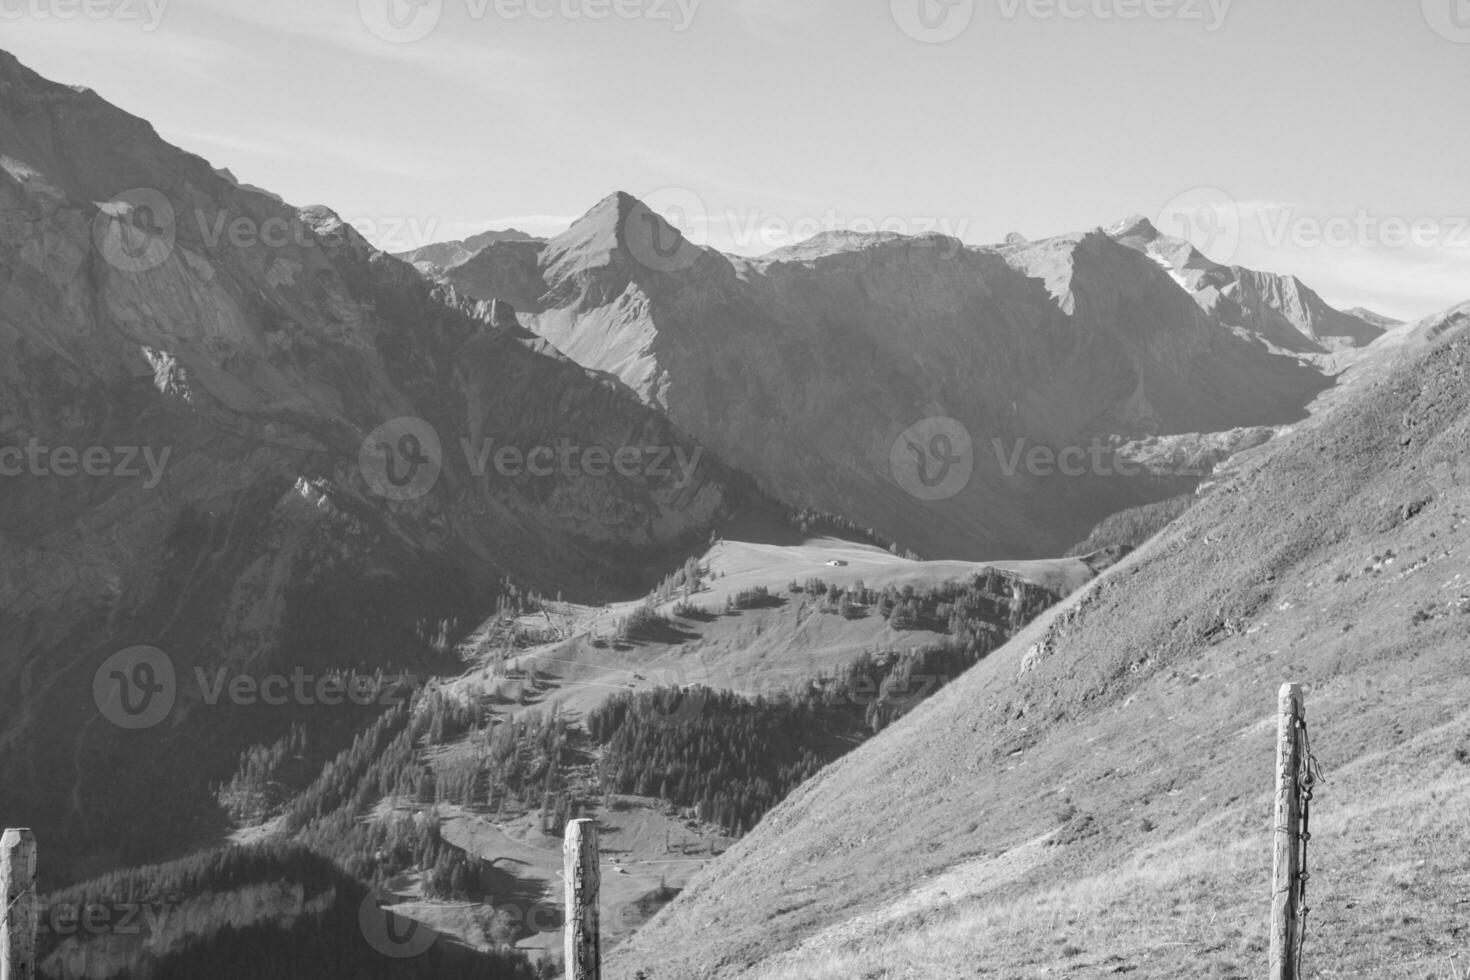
[758,228,919,263]
[602,189,645,213]
[1344,306,1404,330]
[544,191,639,258]
[568,190,645,236]
[1096,212,1384,352]
[543,190,703,276]
[395,226,540,268]
[1110,214,1161,241]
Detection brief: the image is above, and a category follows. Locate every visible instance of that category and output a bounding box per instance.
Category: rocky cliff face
[0,51,732,880]
[438,193,1347,561]
[1109,215,1386,352]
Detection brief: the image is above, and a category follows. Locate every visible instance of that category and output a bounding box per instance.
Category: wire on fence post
[1294,706,1325,978]
[1270,685,1303,980]
[1270,684,1326,980]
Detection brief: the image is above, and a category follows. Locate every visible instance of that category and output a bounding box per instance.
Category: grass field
[444,533,1111,723]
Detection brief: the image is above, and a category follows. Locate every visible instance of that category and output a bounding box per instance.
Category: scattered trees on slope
[1065,493,1195,556]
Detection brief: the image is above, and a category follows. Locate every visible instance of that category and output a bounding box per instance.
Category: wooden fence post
[2,829,37,980]
[564,819,600,980]
[1270,685,1303,980]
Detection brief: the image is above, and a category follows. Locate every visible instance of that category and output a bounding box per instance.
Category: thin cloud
[190,0,541,92]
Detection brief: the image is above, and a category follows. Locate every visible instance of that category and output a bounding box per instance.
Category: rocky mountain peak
[542,190,703,279]
[1108,214,1161,242]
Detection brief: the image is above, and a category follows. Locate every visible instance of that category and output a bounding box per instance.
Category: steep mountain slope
[397,228,540,271]
[0,50,735,881]
[606,302,1470,979]
[1110,215,1386,353]
[439,193,1346,561]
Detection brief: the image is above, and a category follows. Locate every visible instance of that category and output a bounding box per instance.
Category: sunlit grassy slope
[606,306,1470,980]
[449,532,1114,722]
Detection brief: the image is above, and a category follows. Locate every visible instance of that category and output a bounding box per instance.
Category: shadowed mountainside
[0,49,738,882]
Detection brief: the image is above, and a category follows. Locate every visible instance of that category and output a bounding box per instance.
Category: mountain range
[424,191,1390,559]
[0,45,1465,980]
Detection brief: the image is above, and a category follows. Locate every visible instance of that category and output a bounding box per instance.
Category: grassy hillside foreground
[606,311,1470,979]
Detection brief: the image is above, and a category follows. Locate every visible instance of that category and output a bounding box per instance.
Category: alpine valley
[0,46,1464,980]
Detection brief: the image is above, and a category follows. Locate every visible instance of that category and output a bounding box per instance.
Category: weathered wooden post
[564,819,600,980]
[2,829,37,980]
[1270,684,1303,980]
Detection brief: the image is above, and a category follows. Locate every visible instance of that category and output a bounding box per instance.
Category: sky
[2,0,1467,320]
